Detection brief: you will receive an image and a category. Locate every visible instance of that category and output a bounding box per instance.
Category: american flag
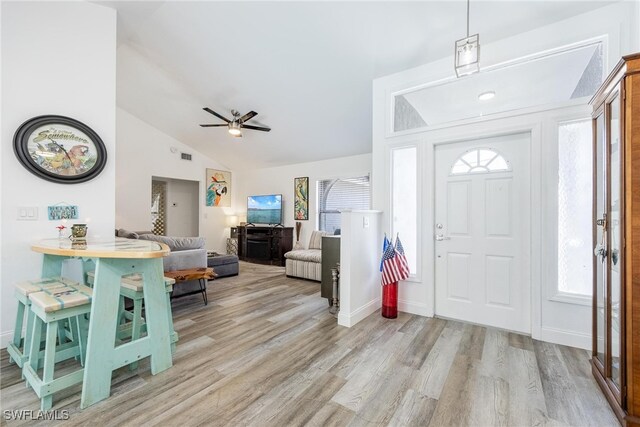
[381,240,402,286]
[379,235,390,272]
[395,236,410,279]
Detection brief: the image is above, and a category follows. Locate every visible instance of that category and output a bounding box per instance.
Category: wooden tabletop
[31,237,170,259]
[165,267,216,282]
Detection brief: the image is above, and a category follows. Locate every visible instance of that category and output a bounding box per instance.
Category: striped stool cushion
[29,283,93,313]
[87,271,176,292]
[15,277,79,297]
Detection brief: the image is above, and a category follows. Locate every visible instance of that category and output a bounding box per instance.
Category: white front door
[434,133,531,333]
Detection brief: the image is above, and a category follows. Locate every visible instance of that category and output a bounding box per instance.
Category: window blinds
[318,175,371,232]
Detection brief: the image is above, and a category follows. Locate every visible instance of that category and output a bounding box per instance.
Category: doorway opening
[151,177,199,237]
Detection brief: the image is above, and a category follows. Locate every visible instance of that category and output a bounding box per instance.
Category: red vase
[382,282,398,318]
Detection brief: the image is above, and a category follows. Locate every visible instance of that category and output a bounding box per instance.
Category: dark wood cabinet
[237,225,293,266]
[590,52,640,427]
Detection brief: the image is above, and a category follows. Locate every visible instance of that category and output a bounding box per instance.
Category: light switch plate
[17,207,38,220]
[363,217,370,228]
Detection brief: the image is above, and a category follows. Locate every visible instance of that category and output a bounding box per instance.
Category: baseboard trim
[539,326,590,350]
[1,330,13,350]
[338,298,380,328]
[398,299,432,317]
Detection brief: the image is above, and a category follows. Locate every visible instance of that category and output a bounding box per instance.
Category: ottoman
[207,254,239,278]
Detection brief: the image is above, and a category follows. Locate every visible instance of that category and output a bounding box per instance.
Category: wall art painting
[13,115,107,184]
[294,176,309,220]
[206,169,231,207]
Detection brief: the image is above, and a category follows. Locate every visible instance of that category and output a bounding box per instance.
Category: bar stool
[7,278,79,369]
[86,271,178,361]
[22,283,93,410]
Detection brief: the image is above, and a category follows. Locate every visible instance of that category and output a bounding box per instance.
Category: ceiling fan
[200,107,271,138]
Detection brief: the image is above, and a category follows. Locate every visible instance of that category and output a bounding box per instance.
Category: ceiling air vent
[181,153,192,161]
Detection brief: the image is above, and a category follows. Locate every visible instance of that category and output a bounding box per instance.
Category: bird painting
[294,177,309,220]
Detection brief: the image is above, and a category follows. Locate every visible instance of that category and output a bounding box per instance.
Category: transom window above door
[450,148,510,175]
[393,40,604,132]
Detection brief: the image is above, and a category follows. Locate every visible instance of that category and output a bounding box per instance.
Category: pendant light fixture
[455,0,480,77]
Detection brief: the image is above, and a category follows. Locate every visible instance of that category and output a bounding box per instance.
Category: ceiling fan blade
[238,111,258,123]
[242,124,271,132]
[203,107,230,123]
[199,124,228,127]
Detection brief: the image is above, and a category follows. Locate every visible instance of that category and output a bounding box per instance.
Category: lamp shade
[226,215,238,227]
[455,34,480,77]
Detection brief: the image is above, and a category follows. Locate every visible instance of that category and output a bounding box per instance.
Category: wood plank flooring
[0,262,618,426]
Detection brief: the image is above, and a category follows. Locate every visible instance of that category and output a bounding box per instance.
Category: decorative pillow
[138,234,205,251]
[308,230,327,250]
[116,228,139,239]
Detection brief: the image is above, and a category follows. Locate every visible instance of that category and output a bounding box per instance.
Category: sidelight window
[391,146,418,275]
[557,119,593,296]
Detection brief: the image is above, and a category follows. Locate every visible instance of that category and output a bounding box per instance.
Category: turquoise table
[31,238,173,408]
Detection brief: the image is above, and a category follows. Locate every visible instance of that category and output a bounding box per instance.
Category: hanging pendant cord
[466,0,470,37]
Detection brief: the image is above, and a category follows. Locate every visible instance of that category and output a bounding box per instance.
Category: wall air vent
[181,153,192,161]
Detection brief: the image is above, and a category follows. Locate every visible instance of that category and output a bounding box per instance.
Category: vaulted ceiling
[103,1,616,170]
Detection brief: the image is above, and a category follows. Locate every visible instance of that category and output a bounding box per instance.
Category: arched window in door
[450,148,511,175]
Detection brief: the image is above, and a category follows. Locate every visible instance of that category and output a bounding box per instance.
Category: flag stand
[381,282,398,318]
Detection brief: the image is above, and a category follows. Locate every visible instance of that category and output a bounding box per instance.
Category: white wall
[116,108,232,252]
[372,1,639,349]
[0,2,117,347]
[236,154,371,246]
[338,210,383,328]
[0,2,4,348]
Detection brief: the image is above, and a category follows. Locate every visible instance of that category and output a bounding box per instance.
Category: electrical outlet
[363,217,370,228]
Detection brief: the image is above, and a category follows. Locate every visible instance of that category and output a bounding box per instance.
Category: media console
[237,225,293,266]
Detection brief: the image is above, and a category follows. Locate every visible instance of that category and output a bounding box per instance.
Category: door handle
[435,234,450,241]
[594,243,607,261]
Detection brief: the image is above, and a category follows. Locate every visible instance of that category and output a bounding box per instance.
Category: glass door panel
[594,111,606,368]
[608,94,622,390]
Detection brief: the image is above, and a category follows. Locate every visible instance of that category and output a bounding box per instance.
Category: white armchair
[284,230,328,281]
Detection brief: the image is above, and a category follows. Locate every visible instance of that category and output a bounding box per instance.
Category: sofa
[116,229,206,297]
[284,230,328,281]
[207,254,239,277]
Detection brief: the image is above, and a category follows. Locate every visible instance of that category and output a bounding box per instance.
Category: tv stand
[237,225,293,266]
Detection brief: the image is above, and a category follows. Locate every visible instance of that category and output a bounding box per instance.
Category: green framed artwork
[294,177,309,220]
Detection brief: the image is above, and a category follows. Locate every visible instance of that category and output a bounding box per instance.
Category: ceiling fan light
[228,122,242,136]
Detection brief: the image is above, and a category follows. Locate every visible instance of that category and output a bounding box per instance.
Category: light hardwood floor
[1,262,618,426]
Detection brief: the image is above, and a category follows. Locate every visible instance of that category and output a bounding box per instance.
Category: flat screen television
[247,194,283,225]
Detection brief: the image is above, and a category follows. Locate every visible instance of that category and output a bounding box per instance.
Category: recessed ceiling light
[478,91,495,101]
